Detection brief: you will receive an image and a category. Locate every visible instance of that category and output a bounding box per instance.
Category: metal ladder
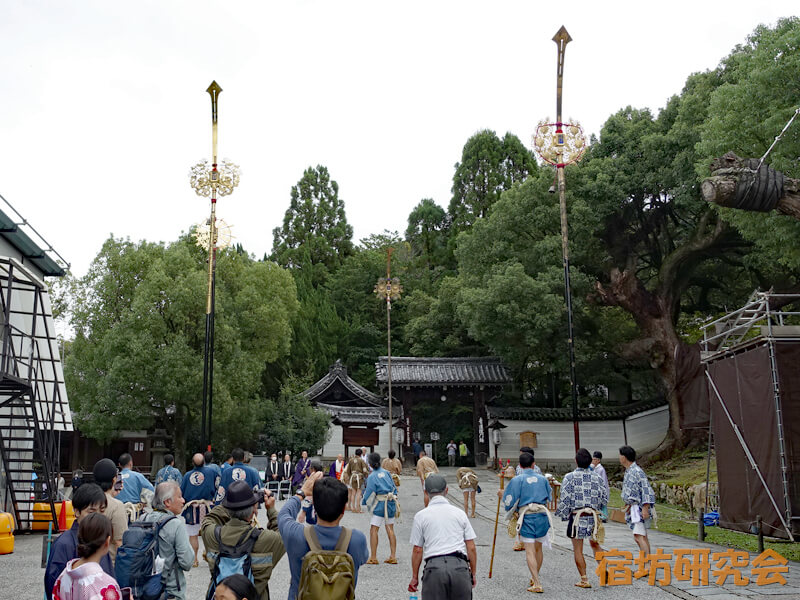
[0,337,60,532]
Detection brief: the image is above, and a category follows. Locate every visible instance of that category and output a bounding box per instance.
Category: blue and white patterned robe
[516,464,543,477]
[555,467,608,538]
[621,462,656,530]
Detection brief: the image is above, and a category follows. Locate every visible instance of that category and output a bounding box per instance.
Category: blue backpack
[206,525,260,600]
[116,514,177,600]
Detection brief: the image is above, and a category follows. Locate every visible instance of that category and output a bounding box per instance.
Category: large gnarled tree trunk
[592,209,729,450]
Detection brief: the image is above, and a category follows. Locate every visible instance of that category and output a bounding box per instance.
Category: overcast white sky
[1,1,797,277]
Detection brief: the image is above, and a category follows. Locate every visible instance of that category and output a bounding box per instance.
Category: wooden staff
[488,471,506,578]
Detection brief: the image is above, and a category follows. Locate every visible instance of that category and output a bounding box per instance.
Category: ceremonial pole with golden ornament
[532,26,586,452]
[374,248,402,457]
[189,81,240,450]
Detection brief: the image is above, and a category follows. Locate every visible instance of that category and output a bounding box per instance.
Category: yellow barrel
[32,502,54,531]
[0,512,14,554]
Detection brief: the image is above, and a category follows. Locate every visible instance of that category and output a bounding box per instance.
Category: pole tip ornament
[206,81,222,95]
[553,26,572,45]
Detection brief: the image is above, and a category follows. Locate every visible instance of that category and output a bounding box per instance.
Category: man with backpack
[202,479,285,600]
[129,481,194,600]
[278,471,369,600]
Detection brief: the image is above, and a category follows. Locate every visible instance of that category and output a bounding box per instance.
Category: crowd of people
[44,443,655,600]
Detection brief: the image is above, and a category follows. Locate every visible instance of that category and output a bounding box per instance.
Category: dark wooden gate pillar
[473,388,490,466]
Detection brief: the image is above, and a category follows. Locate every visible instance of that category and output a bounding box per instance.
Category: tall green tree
[258,373,331,456]
[405,198,448,280]
[698,17,800,272]
[65,235,299,463]
[326,232,414,386]
[450,172,646,402]
[448,130,538,234]
[571,26,800,446]
[272,165,354,284]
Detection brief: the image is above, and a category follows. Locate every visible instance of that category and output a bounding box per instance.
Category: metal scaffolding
[0,257,71,531]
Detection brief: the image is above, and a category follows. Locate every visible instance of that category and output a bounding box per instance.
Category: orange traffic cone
[57,501,67,531]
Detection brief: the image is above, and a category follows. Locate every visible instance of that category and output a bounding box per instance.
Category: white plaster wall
[494,405,668,466]
[320,421,394,461]
[624,406,669,454]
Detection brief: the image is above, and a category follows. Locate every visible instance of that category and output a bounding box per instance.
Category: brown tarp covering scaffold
[676,343,710,429]
[776,343,800,534]
[708,342,799,539]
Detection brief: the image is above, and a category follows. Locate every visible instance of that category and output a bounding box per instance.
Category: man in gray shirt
[141,481,194,600]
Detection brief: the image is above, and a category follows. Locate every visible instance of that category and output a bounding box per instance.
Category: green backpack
[297,527,355,600]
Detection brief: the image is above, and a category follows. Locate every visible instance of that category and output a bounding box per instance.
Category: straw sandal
[527,584,544,593]
[366,558,379,565]
[513,542,525,551]
[384,557,398,564]
[575,577,592,588]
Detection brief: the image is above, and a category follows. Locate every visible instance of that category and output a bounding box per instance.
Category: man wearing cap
[93,458,128,564]
[181,453,218,567]
[202,480,285,600]
[409,474,477,599]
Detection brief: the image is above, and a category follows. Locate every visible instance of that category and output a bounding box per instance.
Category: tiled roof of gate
[317,403,385,425]
[487,398,667,422]
[316,402,401,424]
[375,357,511,386]
[302,359,383,405]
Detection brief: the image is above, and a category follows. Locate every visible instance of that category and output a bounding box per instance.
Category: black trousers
[422,555,472,600]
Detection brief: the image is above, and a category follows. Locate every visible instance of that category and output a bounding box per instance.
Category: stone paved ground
[3,467,799,599]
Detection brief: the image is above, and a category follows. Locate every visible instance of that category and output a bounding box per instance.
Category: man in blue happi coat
[181,452,219,567]
[362,452,398,565]
[555,448,608,589]
[156,453,183,486]
[501,452,552,594]
[619,445,656,555]
[116,452,155,505]
[216,447,261,504]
